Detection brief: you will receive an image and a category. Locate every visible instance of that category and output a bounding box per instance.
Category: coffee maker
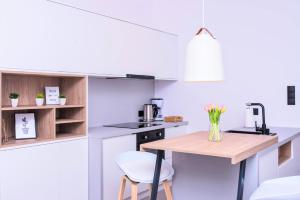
[151,98,164,121]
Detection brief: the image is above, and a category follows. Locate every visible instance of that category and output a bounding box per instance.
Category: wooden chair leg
[148,184,152,199]
[118,176,127,200]
[163,181,173,200]
[131,182,138,200]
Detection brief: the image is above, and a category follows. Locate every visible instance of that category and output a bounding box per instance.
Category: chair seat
[250,176,300,200]
[115,151,174,184]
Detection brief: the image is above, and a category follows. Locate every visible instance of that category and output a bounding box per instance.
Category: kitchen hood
[105,74,155,80]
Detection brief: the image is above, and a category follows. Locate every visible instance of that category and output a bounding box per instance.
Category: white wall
[155,0,300,132]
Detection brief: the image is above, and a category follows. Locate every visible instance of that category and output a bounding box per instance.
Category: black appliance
[103,122,162,129]
[136,129,165,158]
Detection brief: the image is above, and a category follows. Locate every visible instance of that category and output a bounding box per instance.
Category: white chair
[250,176,300,200]
[115,151,174,200]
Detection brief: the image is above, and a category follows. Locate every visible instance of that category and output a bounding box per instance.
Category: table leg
[237,159,247,200]
[150,150,164,200]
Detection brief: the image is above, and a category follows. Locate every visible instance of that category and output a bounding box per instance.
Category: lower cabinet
[165,126,187,163]
[258,148,279,184]
[0,138,88,200]
[102,134,136,200]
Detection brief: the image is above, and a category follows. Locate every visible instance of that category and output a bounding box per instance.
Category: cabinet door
[57,139,88,200]
[258,148,279,184]
[102,135,136,200]
[0,0,178,80]
[165,126,187,161]
[0,144,59,200]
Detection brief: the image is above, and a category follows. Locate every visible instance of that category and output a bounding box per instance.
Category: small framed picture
[15,113,37,139]
[45,86,60,105]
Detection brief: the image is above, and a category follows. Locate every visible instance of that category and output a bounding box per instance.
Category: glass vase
[208,122,222,142]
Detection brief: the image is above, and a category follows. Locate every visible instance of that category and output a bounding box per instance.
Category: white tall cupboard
[0,0,178,80]
[0,138,88,200]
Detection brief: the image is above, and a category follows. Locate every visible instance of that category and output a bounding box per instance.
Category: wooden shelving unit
[0,71,87,148]
[278,141,292,166]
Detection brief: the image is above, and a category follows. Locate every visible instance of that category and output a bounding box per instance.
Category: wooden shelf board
[56,119,84,124]
[1,138,53,148]
[56,133,85,139]
[55,105,85,109]
[279,155,290,165]
[2,104,84,111]
[1,70,86,78]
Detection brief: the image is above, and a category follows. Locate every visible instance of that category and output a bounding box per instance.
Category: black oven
[136,129,165,158]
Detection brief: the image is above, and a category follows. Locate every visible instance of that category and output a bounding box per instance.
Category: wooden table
[141,131,278,200]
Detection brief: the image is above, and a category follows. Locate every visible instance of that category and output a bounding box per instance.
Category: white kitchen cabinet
[102,134,136,200]
[0,139,88,200]
[0,0,178,80]
[165,126,187,161]
[258,148,279,184]
[0,144,59,200]
[57,139,88,200]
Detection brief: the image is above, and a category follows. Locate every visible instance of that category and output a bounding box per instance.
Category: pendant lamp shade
[184,28,224,82]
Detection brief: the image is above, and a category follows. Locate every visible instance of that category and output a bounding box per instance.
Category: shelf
[0,71,87,148]
[56,119,84,124]
[278,141,292,166]
[1,138,53,148]
[2,104,85,111]
[56,133,85,139]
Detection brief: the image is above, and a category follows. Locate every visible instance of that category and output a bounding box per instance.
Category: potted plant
[59,94,67,105]
[35,92,44,106]
[9,92,19,107]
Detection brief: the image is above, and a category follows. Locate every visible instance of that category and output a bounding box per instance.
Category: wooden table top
[141,131,278,164]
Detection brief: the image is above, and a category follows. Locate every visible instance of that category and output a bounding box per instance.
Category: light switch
[287,86,295,105]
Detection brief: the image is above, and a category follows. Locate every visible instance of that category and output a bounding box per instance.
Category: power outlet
[287,86,295,105]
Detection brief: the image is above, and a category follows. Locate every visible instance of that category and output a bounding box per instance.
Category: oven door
[136,129,165,158]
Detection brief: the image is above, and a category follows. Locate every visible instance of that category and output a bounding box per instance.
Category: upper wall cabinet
[0,0,178,80]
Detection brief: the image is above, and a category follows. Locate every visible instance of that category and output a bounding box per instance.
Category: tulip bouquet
[204,104,226,142]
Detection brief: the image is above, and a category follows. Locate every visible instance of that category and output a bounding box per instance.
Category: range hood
[105,74,155,80]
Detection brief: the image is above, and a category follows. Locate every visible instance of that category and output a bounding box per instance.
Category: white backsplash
[88,78,154,127]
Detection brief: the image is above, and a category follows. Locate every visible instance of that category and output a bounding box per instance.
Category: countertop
[88,121,188,139]
[141,131,278,164]
[231,126,300,146]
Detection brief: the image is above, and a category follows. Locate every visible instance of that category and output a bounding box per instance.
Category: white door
[0,144,59,200]
[57,139,88,200]
[102,134,136,200]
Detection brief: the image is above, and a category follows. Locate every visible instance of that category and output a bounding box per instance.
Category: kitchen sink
[226,130,276,136]
[226,130,262,135]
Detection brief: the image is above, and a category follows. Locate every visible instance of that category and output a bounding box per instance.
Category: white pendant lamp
[184,0,224,82]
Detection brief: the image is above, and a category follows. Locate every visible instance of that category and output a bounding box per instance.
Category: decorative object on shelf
[2,119,9,143]
[35,92,44,106]
[59,95,67,105]
[184,0,224,82]
[15,113,36,139]
[9,92,19,107]
[205,104,226,142]
[45,86,60,105]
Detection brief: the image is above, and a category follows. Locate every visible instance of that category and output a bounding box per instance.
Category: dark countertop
[88,121,188,139]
